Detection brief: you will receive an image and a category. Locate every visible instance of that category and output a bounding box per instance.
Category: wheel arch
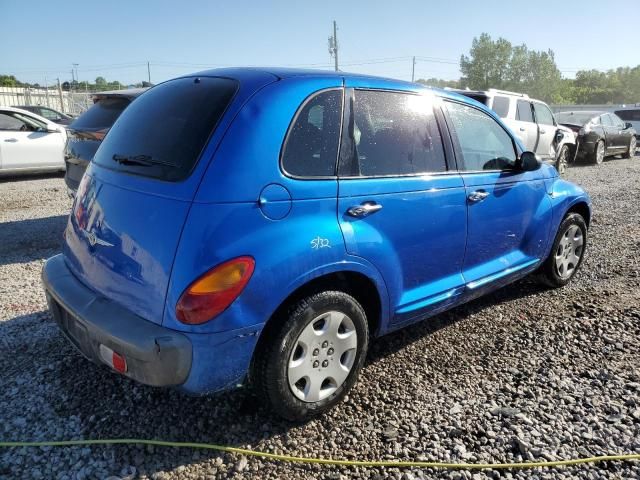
[249,266,387,383]
[566,200,591,228]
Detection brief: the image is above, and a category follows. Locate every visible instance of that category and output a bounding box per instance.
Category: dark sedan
[64,88,147,194]
[556,111,636,164]
[13,105,74,126]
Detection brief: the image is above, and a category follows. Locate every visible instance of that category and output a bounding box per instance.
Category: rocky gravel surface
[1,159,639,480]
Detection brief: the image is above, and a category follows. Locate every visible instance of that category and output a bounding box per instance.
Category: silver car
[452,89,576,175]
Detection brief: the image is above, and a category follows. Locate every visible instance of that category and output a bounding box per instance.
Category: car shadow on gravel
[0,171,65,184]
[367,278,548,364]
[0,215,67,266]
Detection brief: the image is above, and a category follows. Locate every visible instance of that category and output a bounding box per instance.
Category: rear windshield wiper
[112,154,177,168]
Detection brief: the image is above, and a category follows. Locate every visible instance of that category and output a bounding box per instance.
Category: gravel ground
[1,158,639,480]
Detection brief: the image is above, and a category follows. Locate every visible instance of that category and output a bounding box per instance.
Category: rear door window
[491,96,510,118]
[341,90,446,177]
[93,77,238,182]
[516,100,534,123]
[281,89,343,177]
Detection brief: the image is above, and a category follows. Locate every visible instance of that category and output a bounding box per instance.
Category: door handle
[539,129,546,134]
[347,201,383,218]
[519,127,526,132]
[4,138,18,143]
[468,190,490,203]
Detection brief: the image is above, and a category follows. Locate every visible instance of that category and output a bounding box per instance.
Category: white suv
[453,89,576,175]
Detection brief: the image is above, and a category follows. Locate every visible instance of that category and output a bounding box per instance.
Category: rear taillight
[176,257,255,325]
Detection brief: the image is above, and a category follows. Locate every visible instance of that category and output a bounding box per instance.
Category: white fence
[0,86,92,115]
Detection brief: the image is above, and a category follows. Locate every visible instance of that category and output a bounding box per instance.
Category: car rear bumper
[42,254,192,387]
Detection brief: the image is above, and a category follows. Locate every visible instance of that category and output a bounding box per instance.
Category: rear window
[70,97,130,130]
[93,77,237,182]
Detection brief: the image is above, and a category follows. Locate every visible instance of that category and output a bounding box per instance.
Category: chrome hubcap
[596,142,605,163]
[287,311,358,403]
[555,225,584,279]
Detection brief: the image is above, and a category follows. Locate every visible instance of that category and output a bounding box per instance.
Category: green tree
[95,76,107,86]
[460,33,512,90]
[459,33,563,103]
[0,75,19,87]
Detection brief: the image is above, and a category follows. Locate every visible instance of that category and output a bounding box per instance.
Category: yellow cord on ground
[1,439,639,470]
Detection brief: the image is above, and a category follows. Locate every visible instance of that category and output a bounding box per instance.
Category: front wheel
[253,291,369,421]
[623,136,636,159]
[537,213,587,288]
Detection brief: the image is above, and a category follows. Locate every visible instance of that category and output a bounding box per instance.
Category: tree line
[417,33,639,105]
[0,75,151,91]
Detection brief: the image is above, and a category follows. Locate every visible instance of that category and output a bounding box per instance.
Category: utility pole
[411,56,416,82]
[57,78,64,113]
[147,61,151,84]
[328,21,339,71]
[45,76,50,107]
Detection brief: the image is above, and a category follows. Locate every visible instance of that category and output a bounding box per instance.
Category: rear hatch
[63,76,241,325]
[65,96,132,192]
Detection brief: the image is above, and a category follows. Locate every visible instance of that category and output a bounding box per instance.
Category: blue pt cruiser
[43,68,591,420]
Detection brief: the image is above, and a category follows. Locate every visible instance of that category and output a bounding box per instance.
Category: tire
[556,145,570,176]
[623,136,636,159]
[253,291,369,421]
[591,140,605,165]
[537,213,587,288]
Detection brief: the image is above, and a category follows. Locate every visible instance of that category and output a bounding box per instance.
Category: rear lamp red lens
[176,256,255,325]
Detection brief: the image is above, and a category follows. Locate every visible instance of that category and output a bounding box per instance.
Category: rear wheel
[556,145,570,176]
[592,140,605,165]
[537,213,587,288]
[253,291,369,421]
[623,136,636,159]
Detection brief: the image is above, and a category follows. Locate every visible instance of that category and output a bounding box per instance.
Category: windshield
[92,77,237,182]
[555,112,598,126]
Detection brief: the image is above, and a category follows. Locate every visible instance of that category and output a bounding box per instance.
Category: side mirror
[517,151,541,172]
[625,122,633,130]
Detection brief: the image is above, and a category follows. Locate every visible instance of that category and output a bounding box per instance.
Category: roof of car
[184,66,425,88]
[557,111,607,117]
[614,104,640,111]
[180,67,488,105]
